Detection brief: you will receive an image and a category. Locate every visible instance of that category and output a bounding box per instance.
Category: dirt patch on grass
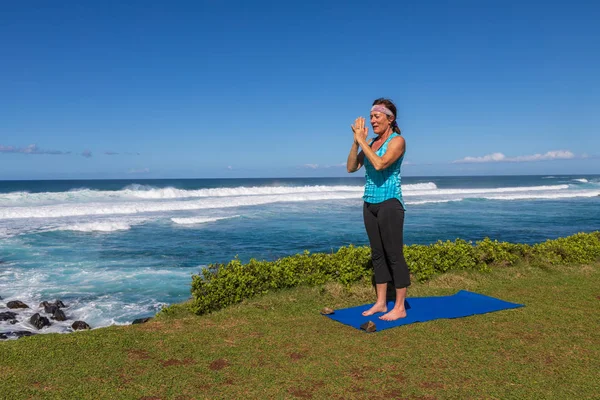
[139,397,161,400]
[161,358,196,367]
[134,321,164,332]
[349,385,365,393]
[289,352,305,361]
[382,389,406,399]
[217,317,249,330]
[419,381,445,389]
[288,387,313,398]
[128,349,151,360]
[31,382,55,392]
[348,367,366,380]
[208,358,229,371]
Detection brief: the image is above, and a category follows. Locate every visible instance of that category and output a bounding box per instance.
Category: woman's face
[370,111,393,136]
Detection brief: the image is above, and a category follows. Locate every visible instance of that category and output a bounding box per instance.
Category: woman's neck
[377,127,393,141]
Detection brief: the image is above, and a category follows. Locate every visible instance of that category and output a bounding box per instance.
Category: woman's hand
[351,117,369,144]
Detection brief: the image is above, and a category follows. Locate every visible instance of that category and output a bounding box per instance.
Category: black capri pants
[363,198,411,289]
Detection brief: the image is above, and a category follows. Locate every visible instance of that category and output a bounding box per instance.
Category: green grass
[1,262,599,400]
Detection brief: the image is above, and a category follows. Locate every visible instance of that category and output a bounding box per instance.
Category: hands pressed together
[351,117,368,145]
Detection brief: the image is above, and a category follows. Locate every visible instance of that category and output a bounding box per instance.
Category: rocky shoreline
[0,297,92,340]
[1,294,156,340]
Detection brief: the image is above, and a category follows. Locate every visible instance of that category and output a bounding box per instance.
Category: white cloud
[454,150,576,164]
[127,168,150,174]
[0,144,70,155]
[303,164,319,169]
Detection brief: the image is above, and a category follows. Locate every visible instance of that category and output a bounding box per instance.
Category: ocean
[1,175,599,336]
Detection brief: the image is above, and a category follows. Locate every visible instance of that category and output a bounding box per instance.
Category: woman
[346,98,410,321]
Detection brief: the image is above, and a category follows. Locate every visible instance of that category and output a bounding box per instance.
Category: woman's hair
[372,98,401,134]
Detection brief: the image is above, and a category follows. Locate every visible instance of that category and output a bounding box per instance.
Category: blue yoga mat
[325,290,524,332]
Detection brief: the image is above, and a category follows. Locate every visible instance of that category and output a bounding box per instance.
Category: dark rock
[52,309,67,321]
[360,321,377,333]
[7,300,29,309]
[0,331,36,339]
[72,321,91,330]
[44,304,59,314]
[12,331,36,339]
[0,311,17,321]
[132,317,152,324]
[320,307,335,315]
[30,313,51,329]
[9,319,17,325]
[40,300,67,313]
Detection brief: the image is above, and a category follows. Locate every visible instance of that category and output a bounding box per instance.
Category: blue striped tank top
[363,132,405,208]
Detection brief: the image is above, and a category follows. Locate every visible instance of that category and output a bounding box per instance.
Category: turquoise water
[1,175,599,334]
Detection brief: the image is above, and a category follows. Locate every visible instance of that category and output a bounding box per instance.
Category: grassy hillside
[1,260,598,399]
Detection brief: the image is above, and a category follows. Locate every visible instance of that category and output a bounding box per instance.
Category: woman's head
[370,98,401,135]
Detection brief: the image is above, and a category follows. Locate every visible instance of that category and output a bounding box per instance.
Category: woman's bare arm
[347,141,365,173]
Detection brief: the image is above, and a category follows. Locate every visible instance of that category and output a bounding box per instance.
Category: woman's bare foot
[379,308,407,321]
[362,303,387,316]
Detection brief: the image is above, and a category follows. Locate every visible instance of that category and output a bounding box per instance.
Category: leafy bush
[474,237,529,267]
[405,239,486,282]
[190,246,372,315]
[530,232,600,266]
[190,231,600,315]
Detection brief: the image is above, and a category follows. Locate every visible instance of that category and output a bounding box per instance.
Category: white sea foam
[407,184,569,197]
[0,265,200,335]
[0,183,437,206]
[0,182,597,225]
[573,178,588,183]
[57,222,132,232]
[406,199,457,205]
[404,182,437,191]
[0,185,364,205]
[482,191,599,201]
[171,215,239,225]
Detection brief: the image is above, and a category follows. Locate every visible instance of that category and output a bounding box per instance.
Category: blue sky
[1,0,599,179]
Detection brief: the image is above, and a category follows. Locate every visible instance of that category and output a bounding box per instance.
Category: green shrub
[474,238,529,267]
[190,246,372,315]
[189,231,600,315]
[530,232,600,266]
[405,239,488,282]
